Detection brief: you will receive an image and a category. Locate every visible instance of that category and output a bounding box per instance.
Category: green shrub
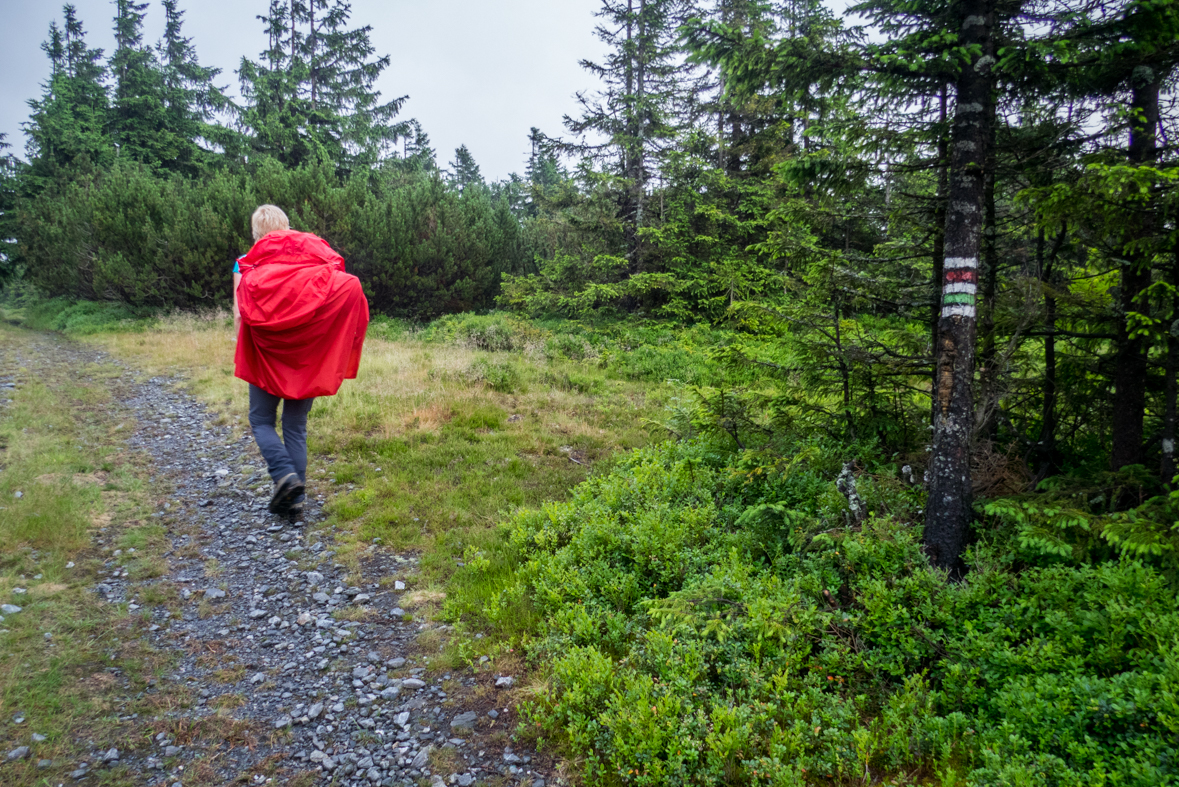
[17,160,527,317]
[465,357,521,393]
[451,438,1179,786]
[18,296,154,334]
[544,332,595,361]
[424,312,544,352]
[366,314,414,342]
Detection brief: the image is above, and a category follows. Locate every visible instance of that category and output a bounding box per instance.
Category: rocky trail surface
[4,333,556,787]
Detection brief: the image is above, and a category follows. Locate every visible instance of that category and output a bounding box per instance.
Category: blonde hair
[251,204,290,241]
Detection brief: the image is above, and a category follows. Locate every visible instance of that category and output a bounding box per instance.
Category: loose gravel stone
[411,746,432,769]
[450,711,478,731]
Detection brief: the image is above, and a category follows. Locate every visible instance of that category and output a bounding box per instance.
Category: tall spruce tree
[0,133,19,283]
[1077,0,1179,473]
[156,0,234,171]
[1015,0,1179,478]
[305,0,409,169]
[449,145,484,193]
[238,0,310,165]
[565,0,696,270]
[109,0,177,169]
[24,5,111,185]
[525,127,563,189]
[687,0,855,173]
[522,127,565,219]
[240,0,408,170]
[401,122,437,171]
[849,0,985,413]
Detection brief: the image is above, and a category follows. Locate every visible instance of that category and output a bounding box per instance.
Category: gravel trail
[16,333,554,787]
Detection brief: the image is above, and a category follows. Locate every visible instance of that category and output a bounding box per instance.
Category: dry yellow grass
[89,312,662,591]
[90,312,653,452]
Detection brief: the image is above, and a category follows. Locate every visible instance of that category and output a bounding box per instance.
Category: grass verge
[0,325,175,786]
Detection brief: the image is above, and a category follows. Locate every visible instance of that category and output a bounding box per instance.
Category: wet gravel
[8,334,558,787]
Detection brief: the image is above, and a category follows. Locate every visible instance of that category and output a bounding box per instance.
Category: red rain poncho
[234,230,369,400]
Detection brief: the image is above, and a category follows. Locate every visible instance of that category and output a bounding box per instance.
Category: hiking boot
[287,494,306,522]
[268,473,305,515]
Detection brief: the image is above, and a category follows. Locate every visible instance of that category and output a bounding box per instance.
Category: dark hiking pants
[248,384,315,485]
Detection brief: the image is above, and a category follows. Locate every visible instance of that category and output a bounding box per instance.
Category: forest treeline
[0,0,530,317]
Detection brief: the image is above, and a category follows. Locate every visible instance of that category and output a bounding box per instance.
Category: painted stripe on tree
[944,256,978,269]
[943,292,975,305]
[945,269,977,283]
[941,303,976,318]
[943,282,977,295]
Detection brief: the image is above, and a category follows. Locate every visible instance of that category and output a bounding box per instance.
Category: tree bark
[930,82,949,421]
[1111,75,1159,471]
[635,0,646,242]
[835,301,854,440]
[309,0,317,109]
[623,0,641,272]
[1035,227,1059,480]
[976,116,999,442]
[1163,242,1179,486]
[924,0,995,576]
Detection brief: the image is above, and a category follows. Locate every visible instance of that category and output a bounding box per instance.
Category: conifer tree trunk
[924,0,995,575]
[1163,243,1179,486]
[977,123,999,442]
[717,71,726,170]
[1111,76,1159,471]
[290,0,298,64]
[930,83,949,418]
[634,0,646,249]
[309,0,317,109]
[623,0,640,270]
[1036,228,1058,479]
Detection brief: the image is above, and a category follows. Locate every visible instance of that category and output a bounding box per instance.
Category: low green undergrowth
[1,287,156,335]
[448,437,1179,786]
[423,311,756,389]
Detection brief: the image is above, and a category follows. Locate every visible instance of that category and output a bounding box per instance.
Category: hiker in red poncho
[233,205,369,516]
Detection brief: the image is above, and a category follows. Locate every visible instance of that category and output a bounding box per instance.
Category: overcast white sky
[0,0,611,180]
